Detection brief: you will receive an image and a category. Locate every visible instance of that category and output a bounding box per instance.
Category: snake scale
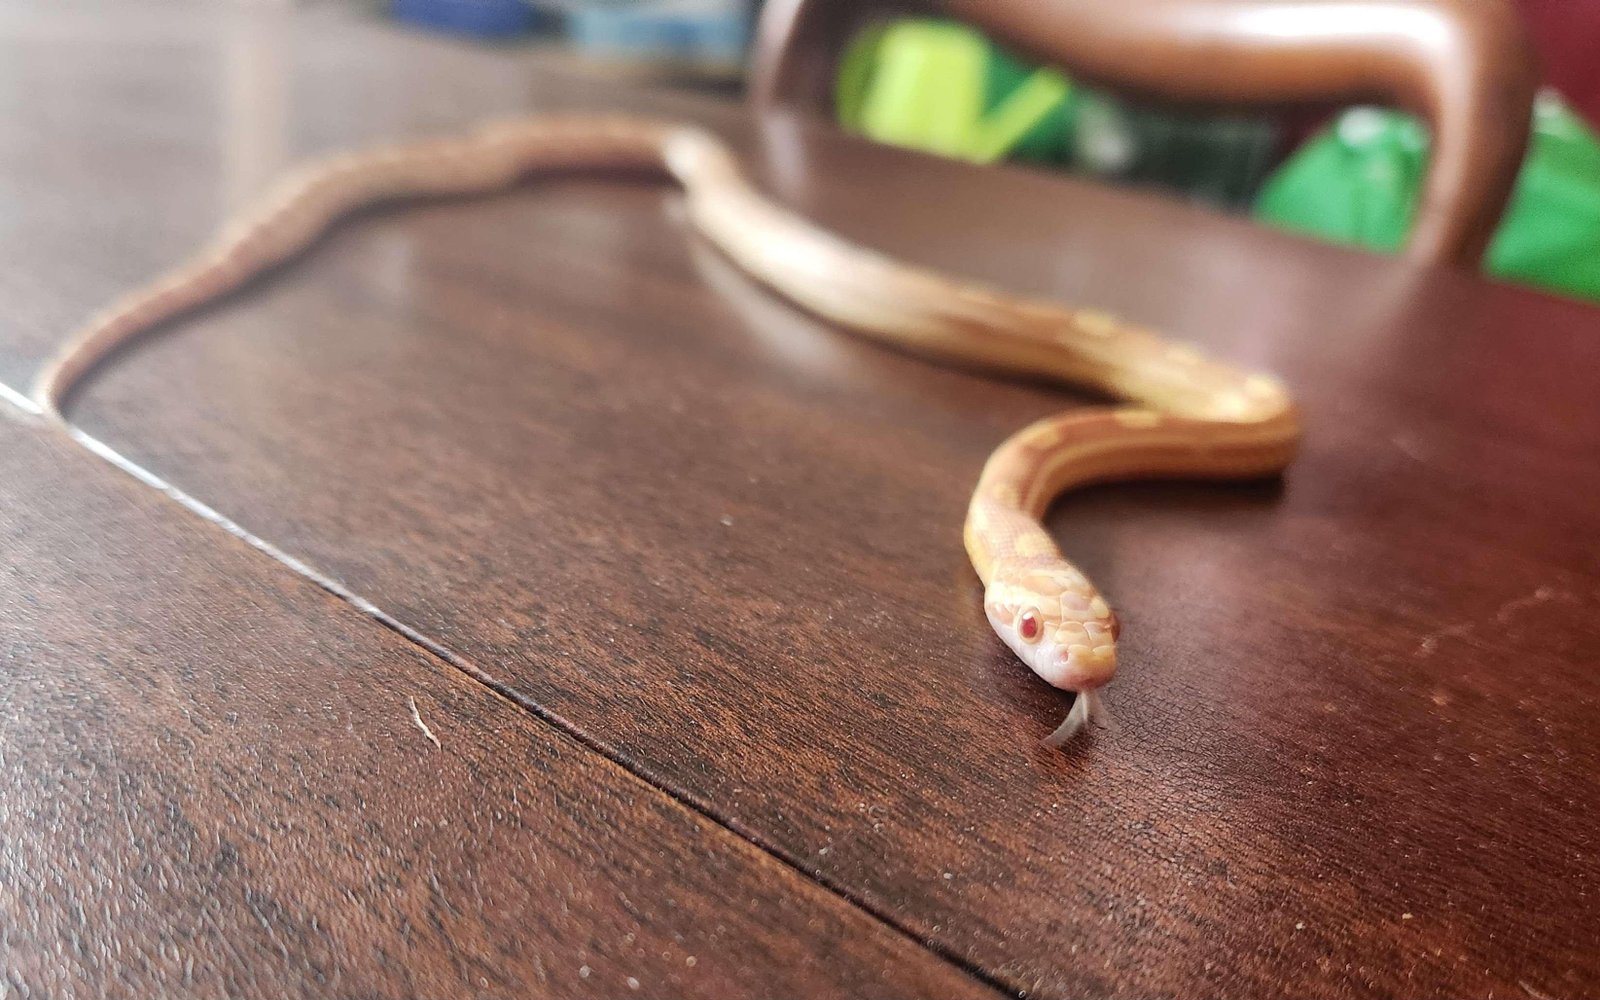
[31,116,1301,745]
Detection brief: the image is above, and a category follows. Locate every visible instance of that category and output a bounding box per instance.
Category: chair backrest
[749,0,1539,268]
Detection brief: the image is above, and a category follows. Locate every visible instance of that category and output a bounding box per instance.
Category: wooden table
[2,4,1596,998]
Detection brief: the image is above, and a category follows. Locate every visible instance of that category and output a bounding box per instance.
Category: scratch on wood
[409,696,441,750]
[1390,434,1433,466]
[1415,623,1473,657]
[1494,586,1559,623]
[1415,586,1569,658]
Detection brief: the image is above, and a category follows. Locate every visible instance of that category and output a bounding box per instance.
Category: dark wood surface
[0,407,999,999]
[2,4,1598,998]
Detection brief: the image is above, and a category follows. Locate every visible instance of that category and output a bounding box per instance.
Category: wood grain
[4,3,1598,998]
[0,420,999,998]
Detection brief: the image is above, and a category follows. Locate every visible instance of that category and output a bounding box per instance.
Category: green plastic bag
[835,19,1073,165]
[835,18,1278,208]
[1256,94,1600,302]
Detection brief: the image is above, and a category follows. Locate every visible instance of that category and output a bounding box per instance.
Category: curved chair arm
[749,0,1539,268]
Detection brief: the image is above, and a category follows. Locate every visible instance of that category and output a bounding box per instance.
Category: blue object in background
[391,0,542,39]
[562,1,750,65]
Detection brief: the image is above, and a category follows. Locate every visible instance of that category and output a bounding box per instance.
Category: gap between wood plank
[0,385,1022,999]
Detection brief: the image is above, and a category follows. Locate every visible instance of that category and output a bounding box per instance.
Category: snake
[29,116,1300,745]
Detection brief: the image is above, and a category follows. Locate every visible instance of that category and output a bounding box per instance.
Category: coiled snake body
[32,117,1300,744]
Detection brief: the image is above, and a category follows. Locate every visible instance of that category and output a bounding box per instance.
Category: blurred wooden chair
[749,0,1539,268]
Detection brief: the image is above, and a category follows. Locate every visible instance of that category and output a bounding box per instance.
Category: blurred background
[390,0,756,91]
[382,0,1600,302]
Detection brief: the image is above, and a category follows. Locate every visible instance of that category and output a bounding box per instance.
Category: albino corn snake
[30,116,1301,744]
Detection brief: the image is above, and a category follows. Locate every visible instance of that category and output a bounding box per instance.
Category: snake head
[984,562,1118,691]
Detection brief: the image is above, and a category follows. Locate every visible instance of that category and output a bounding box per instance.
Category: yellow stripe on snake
[31,116,1301,746]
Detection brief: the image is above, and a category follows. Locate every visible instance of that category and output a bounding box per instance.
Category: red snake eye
[1018,610,1042,643]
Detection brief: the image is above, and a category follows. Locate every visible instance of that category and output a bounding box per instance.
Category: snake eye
[1017,609,1043,643]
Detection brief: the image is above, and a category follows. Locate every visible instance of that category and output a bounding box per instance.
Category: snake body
[31,116,1300,743]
